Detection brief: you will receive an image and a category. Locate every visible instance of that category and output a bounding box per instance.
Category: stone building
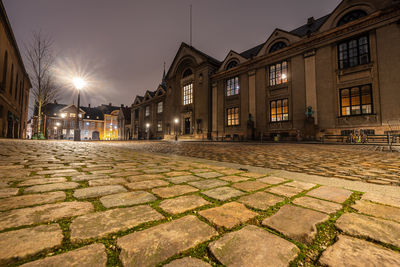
[118,105,132,140]
[131,0,400,140]
[0,1,31,139]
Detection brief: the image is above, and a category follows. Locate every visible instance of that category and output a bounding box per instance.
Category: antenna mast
[190,4,192,46]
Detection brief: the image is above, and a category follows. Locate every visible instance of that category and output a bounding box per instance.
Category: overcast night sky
[4,0,341,110]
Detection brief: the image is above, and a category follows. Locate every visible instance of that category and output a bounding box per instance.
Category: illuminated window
[70,113,76,118]
[84,130,89,136]
[338,35,369,69]
[227,107,239,126]
[145,106,150,117]
[269,61,288,86]
[226,77,239,96]
[157,121,162,132]
[157,102,163,113]
[183,83,193,105]
[270,99,289,122]
[340,85,372,116]
[69,129,74,135]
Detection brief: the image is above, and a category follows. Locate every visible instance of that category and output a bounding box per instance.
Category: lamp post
[55,122,60,139]
[174,118,179,141]
[146,123,150,140]
[72,77,85,141]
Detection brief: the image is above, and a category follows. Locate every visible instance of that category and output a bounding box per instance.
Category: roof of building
[96,104,121,115]
[80,106,104,120]
[240,43,265,59]
[42,103,67,116]
[290,15,331,37]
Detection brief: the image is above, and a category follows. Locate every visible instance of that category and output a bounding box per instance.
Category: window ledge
[268,83,289,91]
[337,63,373,76]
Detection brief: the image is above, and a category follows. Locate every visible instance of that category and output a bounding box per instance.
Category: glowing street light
[56,122,61,127]
[146,123,150,140]
[174,118,179,141]
[73,77,85,141]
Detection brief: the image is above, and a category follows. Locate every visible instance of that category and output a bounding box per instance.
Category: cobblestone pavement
[115,141,400,186]
[0,139,400,266]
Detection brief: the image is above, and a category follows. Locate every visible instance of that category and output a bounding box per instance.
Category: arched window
[269,42,287,53]
[182,68,193,78]
[2,51,7,91]
[9,64,14,94]
[226,61,238,70]
[337,10,367,26]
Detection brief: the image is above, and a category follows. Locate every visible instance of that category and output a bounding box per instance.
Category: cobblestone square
[0,139,399,266]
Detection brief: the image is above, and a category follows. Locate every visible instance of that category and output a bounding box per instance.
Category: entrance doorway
[92,131,100,140]
[184,118,190,135]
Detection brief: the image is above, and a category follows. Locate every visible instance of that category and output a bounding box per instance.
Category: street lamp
[72,77,85,141]
[146,123,150,140]
[174,118,179,141]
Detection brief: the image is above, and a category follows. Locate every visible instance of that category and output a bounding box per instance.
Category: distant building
[32,101,121,140]
[118,105,132,140]
[131,0,400,141]
[0,1,31,138]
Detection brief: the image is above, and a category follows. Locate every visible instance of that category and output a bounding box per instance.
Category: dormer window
[337,10,367,27]
[269,42,287,53]
[183,68,193,78]
[226,61,238,70]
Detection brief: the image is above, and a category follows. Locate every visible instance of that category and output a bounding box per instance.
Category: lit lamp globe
[72,77,85,90]
[72,77,85,141]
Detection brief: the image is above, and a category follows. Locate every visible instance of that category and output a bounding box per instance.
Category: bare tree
[25,31,59,136]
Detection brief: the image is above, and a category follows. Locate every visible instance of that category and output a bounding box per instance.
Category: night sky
[4,0,341,110]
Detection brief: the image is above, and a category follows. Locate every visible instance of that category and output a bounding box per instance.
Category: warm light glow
[54,127,57,130]
[146,123,150,128]
[72,77,86,90]
[282,74,287,79]
[61,113,66,118]
[78,114,82,118]
[56,122,61,126]
[174,118,179,124]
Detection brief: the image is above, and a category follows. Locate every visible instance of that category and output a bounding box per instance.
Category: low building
[0,1,31,138]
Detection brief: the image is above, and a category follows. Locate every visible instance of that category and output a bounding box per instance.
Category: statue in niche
[247,114,255,140]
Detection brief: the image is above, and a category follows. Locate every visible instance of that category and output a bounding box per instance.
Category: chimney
[109,102,112,106]
[121,104,124,108]
[88,104,91,108]
[54,100,57,104]
[307,17,315,26]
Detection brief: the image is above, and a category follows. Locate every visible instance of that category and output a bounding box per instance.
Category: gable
[318,0,393,32]
[256,29,301,56]
[218,50,247,72]
[59,104,85,114]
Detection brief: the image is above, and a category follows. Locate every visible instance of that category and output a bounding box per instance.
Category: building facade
[0,1,31,139]
[131,0,400,141]
[32,102,121,140]
[118,105,132,140]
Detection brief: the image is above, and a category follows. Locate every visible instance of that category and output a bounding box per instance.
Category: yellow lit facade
[103,110,119,140]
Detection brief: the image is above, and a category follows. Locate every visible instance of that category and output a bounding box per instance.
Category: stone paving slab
[201,186,244,201]
[188,179,228,189]
[100,191,157,208]
[262,205,329,244]
[70,205,164,241]
[0,188,19,198]
[117,215,218,267]
[361,192,400,208]
[0,224,63,265]
[257,176,288,184]
[199,202,258,229]
[73,185,127,199]
[352,200,400,222]
[293,196,342,214]
[319,235,400,267]
[238,192,284,210]
[265,184,303,197]
[165,171,192,177]
[159,195,210,214]
[219,175,250,183]
[307,186,352,203]
[164,257,211,267]
[335,213,400,247]
[0,191,66,211]
[286,180,316,190]
[24,182,80,193]
[126,174,165,182]
[18,178,67,187]
[0,201,93,231]
[166,175,201,184]
[88,178,127,187]
[239,172,266,179]
[21,243,107,267]
[232,181,269,192]
[71,174,109,182]
[152,185,198,198]
[125,179,169,190]
[195,172,223,179]
[209,225,299,267]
